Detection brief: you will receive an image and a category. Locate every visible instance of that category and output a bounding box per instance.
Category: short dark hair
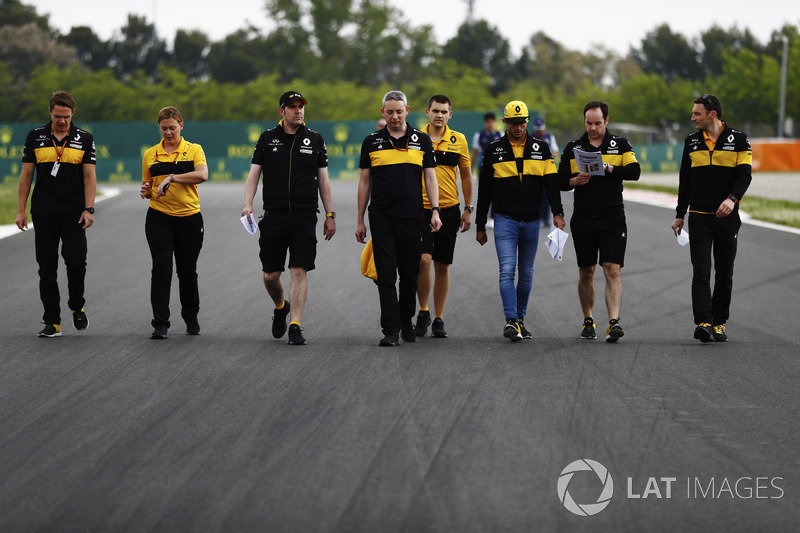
[483,112,496,121]
[694,94,723,119]
[427,94,452,110]
[50,91,76,111]
[584,100,609,119]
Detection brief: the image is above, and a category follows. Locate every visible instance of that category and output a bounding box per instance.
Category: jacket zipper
[287,134,297,212]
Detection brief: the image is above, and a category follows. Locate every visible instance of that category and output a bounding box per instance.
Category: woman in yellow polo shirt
[139,106,208,339]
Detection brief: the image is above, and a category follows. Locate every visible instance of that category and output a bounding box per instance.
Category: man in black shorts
[558,100,641,342]
[242,90,336,345]
[414,95,473,338]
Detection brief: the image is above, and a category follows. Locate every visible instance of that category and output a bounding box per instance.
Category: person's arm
[423,167,441,232]
[317,166,336,240]
[458,165,473,232]
[154,164,208,198]
[355,168,371,243]
[672,140,691,235]
[15,162,35,231]
[78,163,97,229]
[241,163,263,223]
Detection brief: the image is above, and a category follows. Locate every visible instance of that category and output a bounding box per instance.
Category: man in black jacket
[559,100,641,343]
[671,94,751,343]
[242,90,336,345]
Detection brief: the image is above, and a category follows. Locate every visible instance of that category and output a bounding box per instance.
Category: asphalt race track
[1,181,799,532]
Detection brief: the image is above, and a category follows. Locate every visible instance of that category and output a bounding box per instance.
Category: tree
[700,25,763,78]
[442,20,512,94]
[207,28,270,83]
[632,24,704,82]
[60,26,110,72]
[0,22,76,82]
[0,0,50,32]
[172,30,210,81]
[107,15,166,78]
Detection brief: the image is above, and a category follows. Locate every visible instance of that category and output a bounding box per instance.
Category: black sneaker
[712,324,728,342]
[288,323,306,345]
[694,322,714,343]
[38,324,62,338]
[186,317,200,335]
[379,331,400,346]
[414,310,431,337]
[503,318,523,342]
[272,301,290,339]
[431,317,448,338]
[580,317,597,339]
[151,325,168,339]
[517,318,532,339]
[72,309,88,330]
[401,322,416,343]
[606,318,624,343]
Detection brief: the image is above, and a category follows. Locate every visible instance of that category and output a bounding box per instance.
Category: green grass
[625,182,800,229]
[2,180,800,229]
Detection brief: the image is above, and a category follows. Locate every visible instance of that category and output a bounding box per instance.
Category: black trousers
[145,208,204,328]
[369,211,422,334]
[33,211,87,325]
[688,212,741,325]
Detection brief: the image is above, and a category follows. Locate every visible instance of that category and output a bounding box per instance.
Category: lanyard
[52,137,69,162]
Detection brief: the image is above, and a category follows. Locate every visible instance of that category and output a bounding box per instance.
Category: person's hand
[572,172,591,187]
[430,210,442,232]
[716,198,735,218]
[79,210,94,229]
[476,231,488,246]
[671,218,684,236]
[355,221,367,243]
[15,211,27,231]
[553,214,565,230]
[140,182,152,199]
[459,210,471,232]
[323,217,336,241]
[156,175,173,198]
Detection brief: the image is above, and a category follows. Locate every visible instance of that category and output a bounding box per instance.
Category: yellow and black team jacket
[676,124,752,218]
[421,124,471,210]
[23,123,96,214]
[558,130,640,213]
[359,126,437,219]
[251,121,328,213]
[142,137,207,217]
[476,132,563,231]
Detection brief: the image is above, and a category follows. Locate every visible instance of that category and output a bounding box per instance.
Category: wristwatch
[326,211,336,218]
[84,207,95,214]
[727,194,739,204]
[431,206,441,213]
[464,205,474,213]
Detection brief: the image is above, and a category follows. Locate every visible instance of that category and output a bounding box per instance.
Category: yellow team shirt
[422,124,471,209]
[142,138,207,217]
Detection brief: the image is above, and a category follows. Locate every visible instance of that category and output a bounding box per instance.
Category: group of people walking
[15,90,751,346]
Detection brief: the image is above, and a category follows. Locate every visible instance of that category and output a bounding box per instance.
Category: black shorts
[258,210,318,273]
[570,206,627,268]
[420,205,461,265]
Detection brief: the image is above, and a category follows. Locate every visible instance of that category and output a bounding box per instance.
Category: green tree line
[1,0,798,140]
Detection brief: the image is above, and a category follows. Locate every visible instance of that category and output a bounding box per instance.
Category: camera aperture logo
[557,459,614,516]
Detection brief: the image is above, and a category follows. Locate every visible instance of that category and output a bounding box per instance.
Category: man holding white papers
[476,100,565,342]
[242,91,336,345]
[671,94,751,343]
[558,100,641,342]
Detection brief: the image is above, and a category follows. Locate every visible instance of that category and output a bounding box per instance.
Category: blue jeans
[493,214,540,321]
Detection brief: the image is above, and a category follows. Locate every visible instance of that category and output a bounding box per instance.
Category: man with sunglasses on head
[356,90,441,347]
[16,91,97,338]
[671,94,752,343]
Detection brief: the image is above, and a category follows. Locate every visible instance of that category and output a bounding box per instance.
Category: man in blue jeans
[475,100,565,341]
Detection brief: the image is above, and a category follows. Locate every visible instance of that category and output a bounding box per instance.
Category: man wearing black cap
[242,90,336,345]
[476,100,565,342]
